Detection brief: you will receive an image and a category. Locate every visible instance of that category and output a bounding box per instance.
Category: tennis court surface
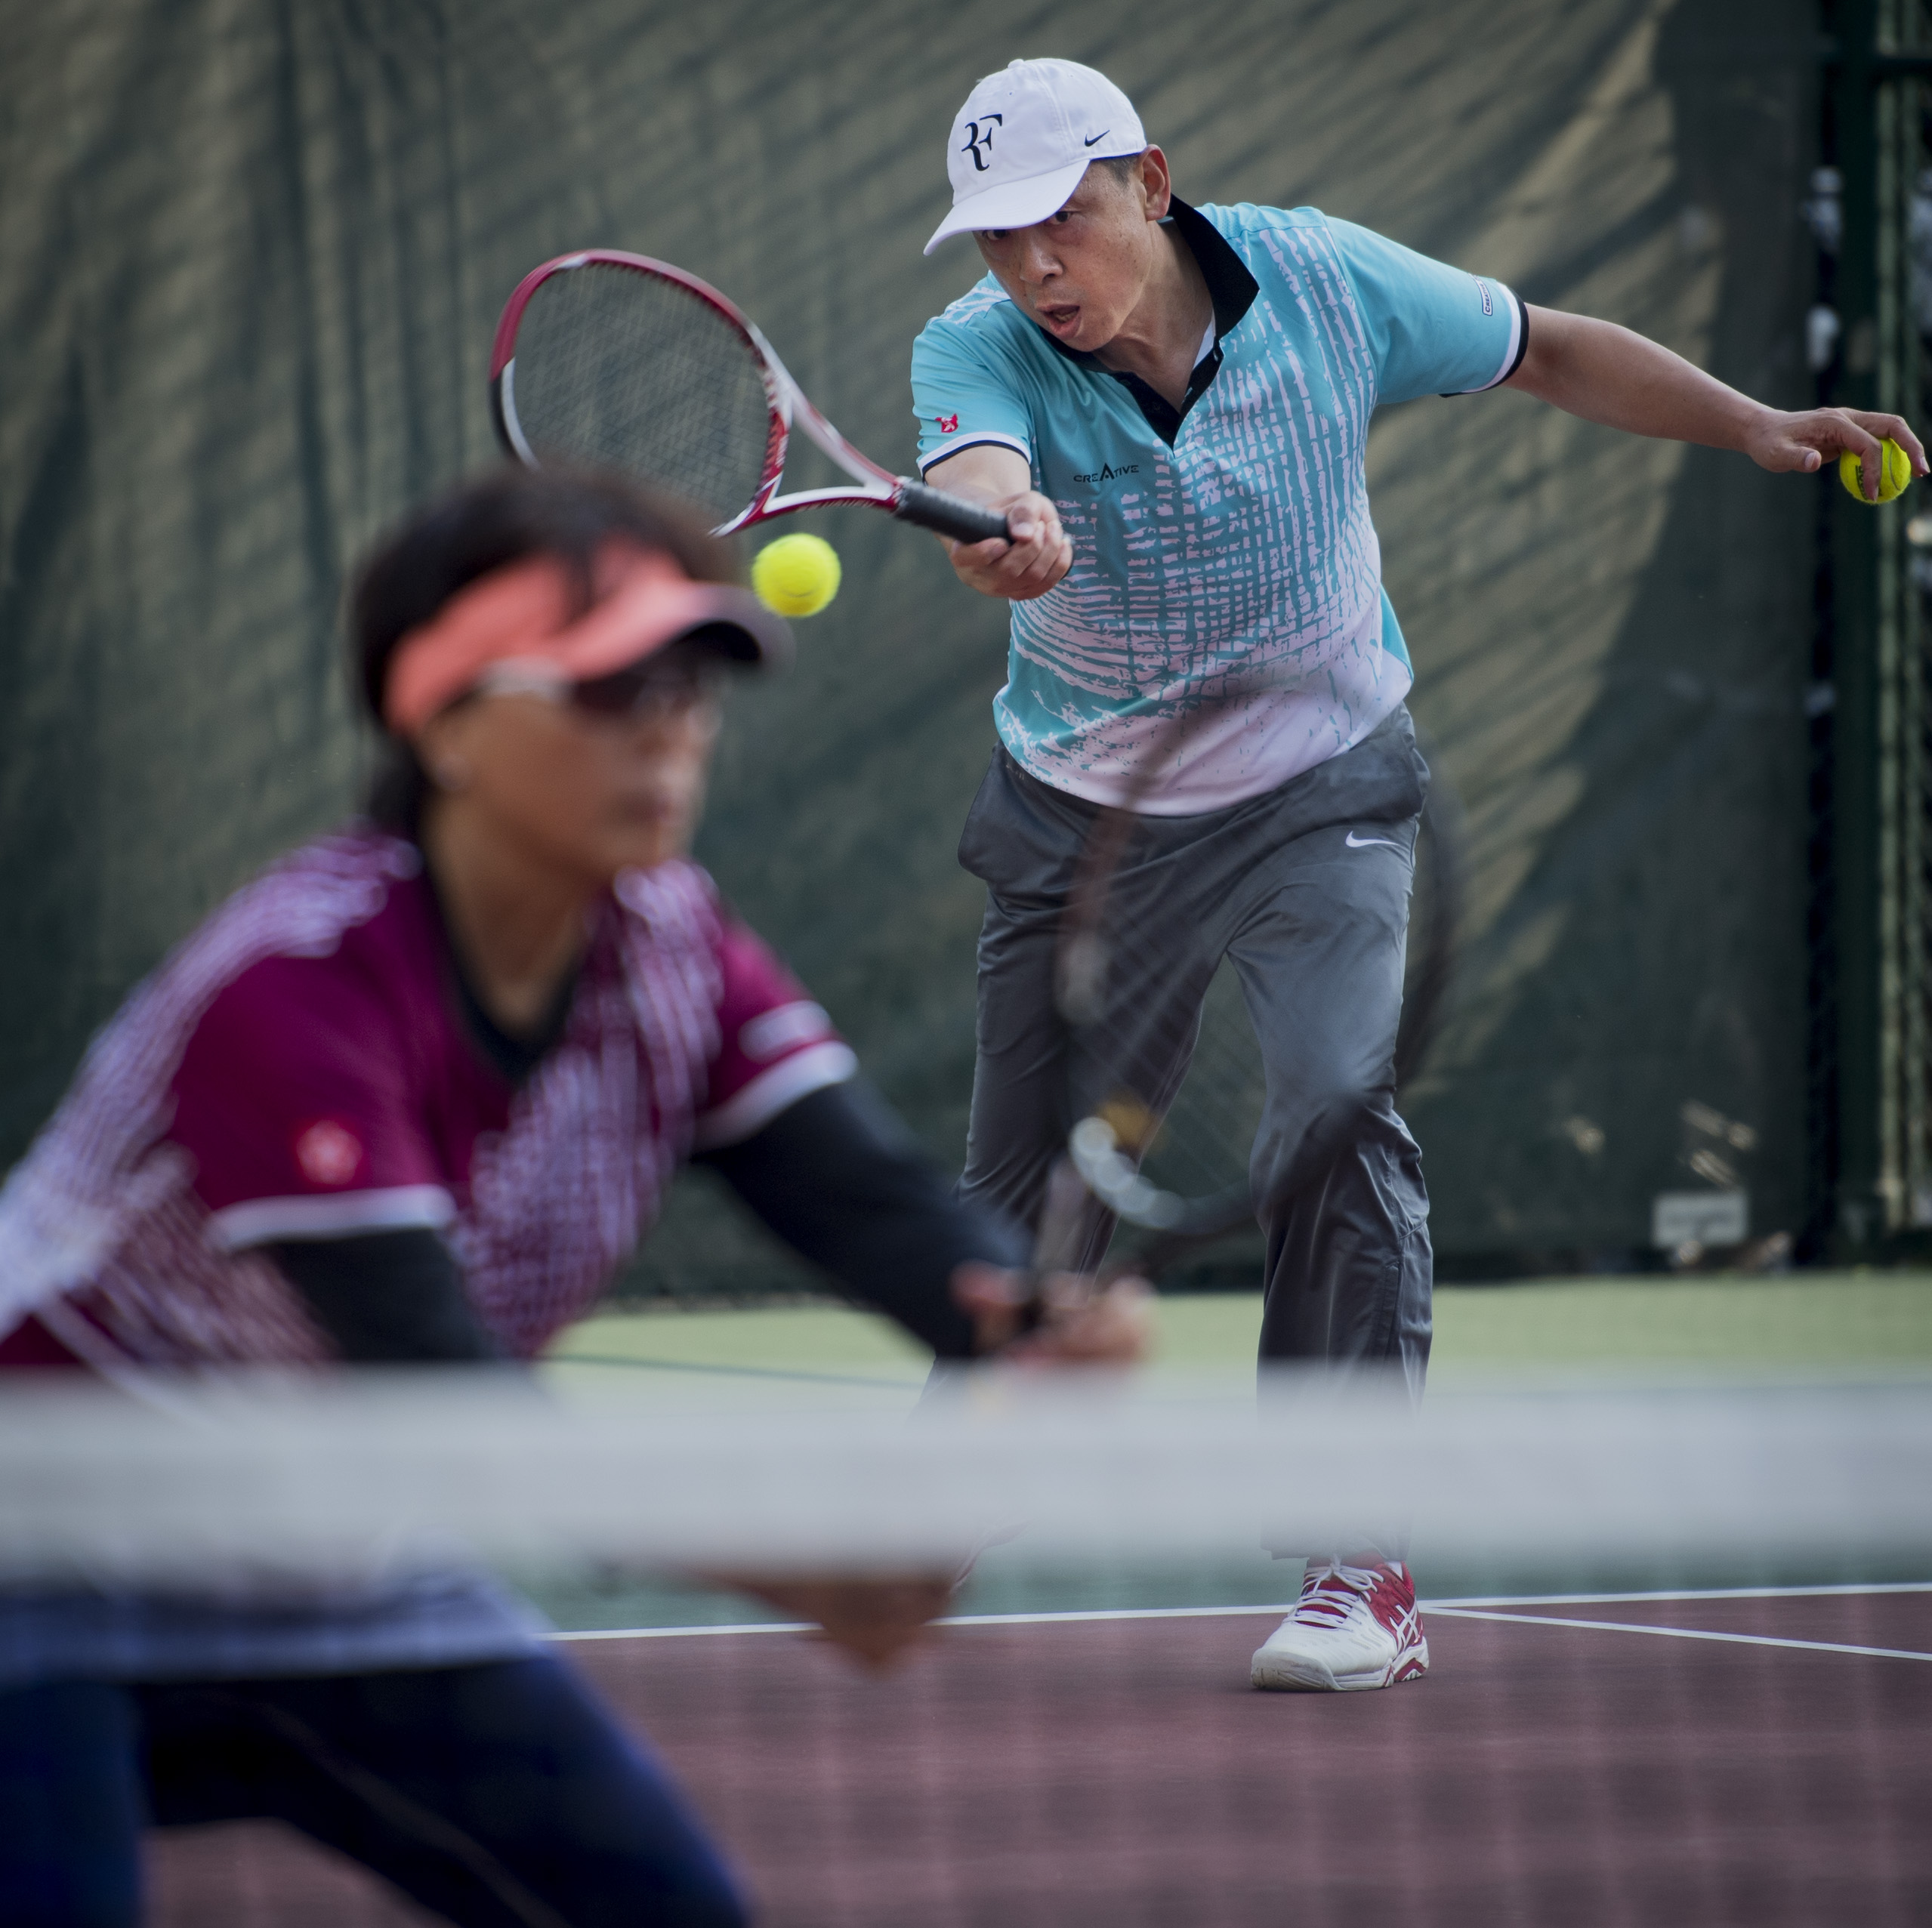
[145,1582,1931,1926]
[26,1279,1930,1925]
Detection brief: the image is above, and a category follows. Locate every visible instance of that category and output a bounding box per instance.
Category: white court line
[942,1603,1293,1630]
[1425,1579,1932,1608]
[563,1621,816,1642]
[554,1580,1932,1646]
[558,1603,1298,1642]
[1425,1606,1932,1664]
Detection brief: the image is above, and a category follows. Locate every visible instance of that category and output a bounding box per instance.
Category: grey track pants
[955,704,1434,1396]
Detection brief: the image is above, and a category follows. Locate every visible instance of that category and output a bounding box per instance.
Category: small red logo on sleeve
[936,412,959,434]
[295,1120,363,1188]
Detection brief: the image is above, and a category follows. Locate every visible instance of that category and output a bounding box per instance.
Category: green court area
[526,1273,1932,1634]
[544,1270,1932,1390]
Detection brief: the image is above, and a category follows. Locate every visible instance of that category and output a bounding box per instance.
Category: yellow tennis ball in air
[752,532,841,616]
[1839,436,1913,504]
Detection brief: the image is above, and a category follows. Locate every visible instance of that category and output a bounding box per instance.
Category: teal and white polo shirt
[910,198,1526,812]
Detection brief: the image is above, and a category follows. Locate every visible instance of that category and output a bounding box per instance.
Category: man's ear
[1139,145,1174,221]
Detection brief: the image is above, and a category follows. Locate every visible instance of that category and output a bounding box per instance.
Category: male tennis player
[0,467,1144,1928]
[911,57,1926,1695]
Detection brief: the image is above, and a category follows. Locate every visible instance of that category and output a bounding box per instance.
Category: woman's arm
[697,1079,1021,1357]
[269,1231,501,1362]
[699,1079,1147,1363]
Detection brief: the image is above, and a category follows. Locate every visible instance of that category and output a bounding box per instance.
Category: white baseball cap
[923,59,1147,256]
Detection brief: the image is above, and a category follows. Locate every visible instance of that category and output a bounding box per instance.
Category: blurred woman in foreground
[0,467,1145,1928]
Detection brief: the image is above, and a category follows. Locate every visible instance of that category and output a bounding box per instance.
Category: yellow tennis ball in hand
[752,532,841,616]
[1839,436,1913,504]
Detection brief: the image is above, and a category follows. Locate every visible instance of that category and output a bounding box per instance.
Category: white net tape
[5,1368,1927,1589]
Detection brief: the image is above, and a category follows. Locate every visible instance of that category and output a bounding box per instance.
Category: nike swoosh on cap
[1083,129,1111,147]
[1344,831,1404,850]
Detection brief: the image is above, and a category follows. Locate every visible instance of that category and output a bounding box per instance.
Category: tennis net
[5,1366,1929,1926]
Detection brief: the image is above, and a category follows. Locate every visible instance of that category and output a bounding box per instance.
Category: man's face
[973,152,1169,354]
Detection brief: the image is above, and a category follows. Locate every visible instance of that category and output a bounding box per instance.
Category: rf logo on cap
[961,115,1002,171]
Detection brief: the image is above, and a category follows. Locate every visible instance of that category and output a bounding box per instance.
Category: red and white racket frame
[489,250,1011,544]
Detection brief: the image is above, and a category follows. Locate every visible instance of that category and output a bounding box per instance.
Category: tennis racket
[490,250,1013,545]
[1037,701,1467,1291]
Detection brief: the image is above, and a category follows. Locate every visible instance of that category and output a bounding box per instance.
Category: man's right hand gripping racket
[1032,688,1467,1297]
[490,250,1011,546]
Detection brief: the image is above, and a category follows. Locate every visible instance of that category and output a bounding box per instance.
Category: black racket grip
[892,479,1014,544]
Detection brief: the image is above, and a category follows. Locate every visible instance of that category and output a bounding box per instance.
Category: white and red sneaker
[1250,1556,1429,1692]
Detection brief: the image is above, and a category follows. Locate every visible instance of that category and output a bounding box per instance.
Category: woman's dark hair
[351,466,735,832]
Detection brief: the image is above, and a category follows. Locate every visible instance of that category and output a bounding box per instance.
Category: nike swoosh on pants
[1344,831,1404,850]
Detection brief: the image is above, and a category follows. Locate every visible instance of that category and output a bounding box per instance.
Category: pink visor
[382,548,792,736]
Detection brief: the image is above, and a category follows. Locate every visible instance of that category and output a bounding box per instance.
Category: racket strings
[1063,905,1268,1235]
[1128,964,1267,1214]
[509,265,774,528]
[1150,961,1269,1198]
[1051,693,1459,1265]
[1062,789,1455,1232]
[1055,717,1273,1251]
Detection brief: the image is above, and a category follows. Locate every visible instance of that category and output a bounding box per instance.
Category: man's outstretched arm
[1506,305,1927,498]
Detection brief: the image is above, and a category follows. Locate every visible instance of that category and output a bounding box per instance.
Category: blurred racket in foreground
[1036,693,1468,1289]
[491,250,1012,544]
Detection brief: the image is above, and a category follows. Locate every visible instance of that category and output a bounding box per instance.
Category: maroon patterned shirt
[0,827,853,1368]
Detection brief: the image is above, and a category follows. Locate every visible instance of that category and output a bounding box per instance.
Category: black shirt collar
[1169,196,1259,341]
[1036,196,1258,445]
[421,852,580,1084]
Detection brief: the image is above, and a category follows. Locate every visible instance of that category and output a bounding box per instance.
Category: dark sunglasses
[477,645,725,720]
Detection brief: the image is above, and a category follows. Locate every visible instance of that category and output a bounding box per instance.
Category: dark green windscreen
[0,1,1816,1289]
